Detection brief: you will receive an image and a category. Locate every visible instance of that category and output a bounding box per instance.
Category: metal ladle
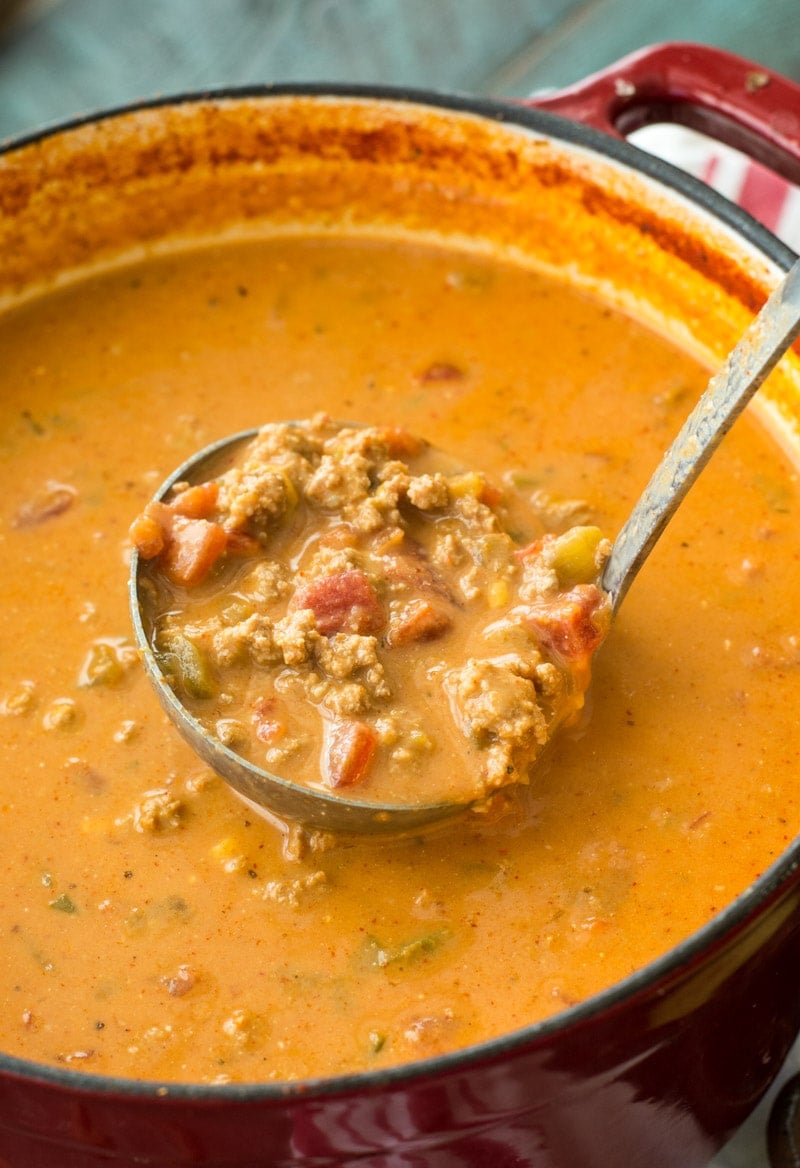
[130,258,800,834]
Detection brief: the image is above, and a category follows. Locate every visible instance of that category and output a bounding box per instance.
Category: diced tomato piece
[225,528,261,557]
[377,426,426,459]
[162,517,228,587]
[13,481,77,528]
[416,362,464,384]
[370,527,406,556]
[525,584,610,662]
[251,696,285,745]
[478,479,504,508]
[293,569,384,636]
[325,720,378,788]
[387,599,452,647]
[318,524,359,551]
[170,481,220,520]
[514,534,551,562]
[130,501,174,559]
[130,512,166,559]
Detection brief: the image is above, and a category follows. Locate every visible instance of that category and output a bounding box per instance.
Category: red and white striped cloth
[631,124,800,254]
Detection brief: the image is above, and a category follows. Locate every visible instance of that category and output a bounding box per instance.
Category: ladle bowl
[129,429,466,834]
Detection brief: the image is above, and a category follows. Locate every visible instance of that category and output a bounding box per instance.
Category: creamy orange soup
[1,235,799,1084]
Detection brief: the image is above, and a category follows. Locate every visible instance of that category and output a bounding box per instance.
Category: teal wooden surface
[0,0,582,137]
[0,0,798,141]
[491,0,800,94]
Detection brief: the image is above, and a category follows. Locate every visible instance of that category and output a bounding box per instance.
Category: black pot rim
[2,79,799,1105]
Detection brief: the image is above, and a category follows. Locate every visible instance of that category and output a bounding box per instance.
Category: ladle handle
[602,257,800,610]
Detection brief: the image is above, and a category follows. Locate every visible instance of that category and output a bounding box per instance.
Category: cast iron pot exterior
[1,43,800,1168]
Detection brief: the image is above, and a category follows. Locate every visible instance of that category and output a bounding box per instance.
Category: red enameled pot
[2,42,800,1168]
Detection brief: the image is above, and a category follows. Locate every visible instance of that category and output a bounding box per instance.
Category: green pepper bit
[156,629,217,700]
[549,525,606,587]
[49,893,77,914]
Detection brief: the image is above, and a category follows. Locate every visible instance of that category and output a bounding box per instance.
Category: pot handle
[526,42,800,185]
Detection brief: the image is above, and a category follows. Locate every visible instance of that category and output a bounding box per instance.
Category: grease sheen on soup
[1,235,799,1085]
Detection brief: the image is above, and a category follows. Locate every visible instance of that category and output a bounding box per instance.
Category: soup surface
[1,236,799,1084]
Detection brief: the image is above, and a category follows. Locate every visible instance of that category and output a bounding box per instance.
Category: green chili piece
[365,928,450,969]
[157,630,216,700]
[221,598,254,626]
[49,893,77,914]
[754,473,793,514]
[80,642,123,687]
[550,526,604,587]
